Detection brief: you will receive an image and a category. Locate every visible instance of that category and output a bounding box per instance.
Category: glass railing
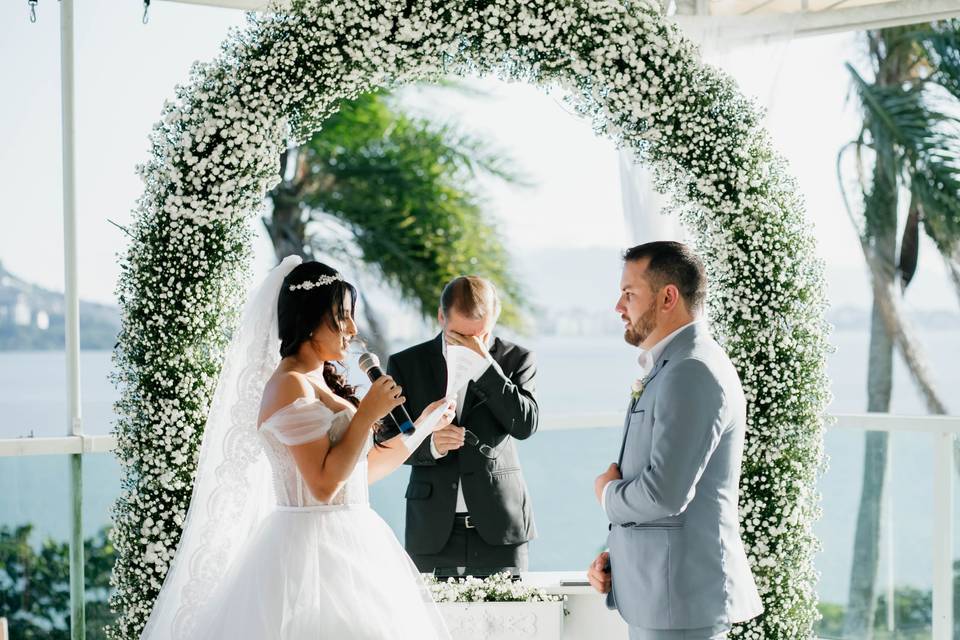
[815,428,937,639]
[3,414,959,639]
[369,425,624,572]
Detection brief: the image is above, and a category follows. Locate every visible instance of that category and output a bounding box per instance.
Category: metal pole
[932,431,954,639]
[60,0,86,638]
[885,452,894,632]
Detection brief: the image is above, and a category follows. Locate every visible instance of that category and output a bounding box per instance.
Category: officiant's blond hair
[440,276,501,321]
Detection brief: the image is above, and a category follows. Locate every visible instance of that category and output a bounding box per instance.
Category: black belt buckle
[463,515,475,529]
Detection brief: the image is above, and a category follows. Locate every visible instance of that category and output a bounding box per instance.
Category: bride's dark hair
[278,261,361,408]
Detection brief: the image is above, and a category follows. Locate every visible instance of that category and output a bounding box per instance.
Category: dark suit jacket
[386,334,538,554]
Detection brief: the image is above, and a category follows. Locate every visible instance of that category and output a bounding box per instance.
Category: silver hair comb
[288,273,343,291]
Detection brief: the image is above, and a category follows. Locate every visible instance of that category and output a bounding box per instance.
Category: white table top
[520,571,598,596]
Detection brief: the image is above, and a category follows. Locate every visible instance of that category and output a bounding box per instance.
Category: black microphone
[358,352,416,436]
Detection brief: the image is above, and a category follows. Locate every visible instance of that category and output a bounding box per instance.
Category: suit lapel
[644,358,669,386]
[614,324,704,468]
[616,398,634,467]
[616,358,670,468]
[428,334,448,404]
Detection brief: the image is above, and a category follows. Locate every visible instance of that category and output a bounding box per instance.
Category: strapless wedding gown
[185,398,450,639]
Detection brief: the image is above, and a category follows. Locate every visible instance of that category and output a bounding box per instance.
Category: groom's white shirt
[601,319,699,512]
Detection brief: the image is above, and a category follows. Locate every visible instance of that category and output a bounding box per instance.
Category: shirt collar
[636,320,700,376]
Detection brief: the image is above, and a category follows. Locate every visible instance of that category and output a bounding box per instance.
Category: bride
[139,256,455,640]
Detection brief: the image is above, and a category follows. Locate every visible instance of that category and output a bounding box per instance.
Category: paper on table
[444,344,489,400]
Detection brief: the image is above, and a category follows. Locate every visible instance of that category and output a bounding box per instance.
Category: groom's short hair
[624,241,707,312]
[440,276,501,321]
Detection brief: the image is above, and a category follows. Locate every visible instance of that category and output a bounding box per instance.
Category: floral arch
[109,1,831,638]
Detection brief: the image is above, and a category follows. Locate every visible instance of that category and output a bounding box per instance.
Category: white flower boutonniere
[631,378,646,400]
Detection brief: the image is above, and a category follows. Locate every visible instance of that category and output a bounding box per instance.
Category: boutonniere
[631,377,646,400]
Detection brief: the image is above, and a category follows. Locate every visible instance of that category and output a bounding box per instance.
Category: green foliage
[0,525,116,639]
[817,561,960,639]
[874,586,932,635]
[843,22,960,271]
[269,89,530,328]
[816,601,846,638]
[840,24,960,635]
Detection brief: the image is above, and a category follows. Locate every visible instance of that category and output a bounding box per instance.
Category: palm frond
[286,91,531,328]
[847,62,960,251]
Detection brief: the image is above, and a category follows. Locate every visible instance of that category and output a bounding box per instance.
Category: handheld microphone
[358,352,416,436]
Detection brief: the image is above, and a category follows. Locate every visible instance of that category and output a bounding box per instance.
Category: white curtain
[618,18,796,245]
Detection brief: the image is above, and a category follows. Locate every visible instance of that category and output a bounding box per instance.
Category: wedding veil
[139,255,303,640]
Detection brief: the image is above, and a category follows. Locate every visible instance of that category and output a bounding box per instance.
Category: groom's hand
[587,551,611,594]
[594,463,622,503]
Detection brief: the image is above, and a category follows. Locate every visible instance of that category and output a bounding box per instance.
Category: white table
[522,571,629,640]
[435,571,629,640]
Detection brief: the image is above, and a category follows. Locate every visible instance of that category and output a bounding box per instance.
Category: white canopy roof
[159,0,960,42]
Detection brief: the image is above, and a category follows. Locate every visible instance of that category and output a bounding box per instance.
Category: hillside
[0,262,120,351]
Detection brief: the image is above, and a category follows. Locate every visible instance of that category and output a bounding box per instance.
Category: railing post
[885,457,895,632]
[59,0,85,638]
[932,430,954,639]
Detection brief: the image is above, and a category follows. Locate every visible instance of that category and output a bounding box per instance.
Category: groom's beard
[623,304,656,347]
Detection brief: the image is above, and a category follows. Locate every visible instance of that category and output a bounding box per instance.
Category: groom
[588,241,763,640]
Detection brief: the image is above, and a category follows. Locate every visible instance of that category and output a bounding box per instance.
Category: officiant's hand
[586,551,611,594]
[432,425,466,455]
[594,463,621,503]
[445,329,490,360]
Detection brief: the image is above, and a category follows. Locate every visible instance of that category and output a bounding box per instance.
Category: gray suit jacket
[604,323,763,630]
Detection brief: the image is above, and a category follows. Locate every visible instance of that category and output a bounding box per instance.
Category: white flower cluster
[109,1,830,638]
[424,572,565,605]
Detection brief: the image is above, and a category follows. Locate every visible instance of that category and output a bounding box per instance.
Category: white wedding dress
[137,256,449,640]
[182,398,450,639]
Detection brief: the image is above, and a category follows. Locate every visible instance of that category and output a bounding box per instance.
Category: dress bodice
[258,398,370,507]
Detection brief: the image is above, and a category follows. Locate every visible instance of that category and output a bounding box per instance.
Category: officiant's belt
[274,503,370,513]
[454,513,476,529]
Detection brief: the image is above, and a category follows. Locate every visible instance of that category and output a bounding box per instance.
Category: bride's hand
[417,398,457,433]
[357,376,404,424]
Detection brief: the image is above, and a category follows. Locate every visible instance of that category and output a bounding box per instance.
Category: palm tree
[264,88,530,357]
[838,22,960,637]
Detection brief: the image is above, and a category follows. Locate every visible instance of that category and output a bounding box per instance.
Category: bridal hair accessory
[288,273,343,291]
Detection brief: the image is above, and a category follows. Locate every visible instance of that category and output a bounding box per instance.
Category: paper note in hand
[421,401,451,433]
[401,400,453,453]
[444,344,489,400]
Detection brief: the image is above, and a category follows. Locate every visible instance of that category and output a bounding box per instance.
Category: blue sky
[0,0,954,310]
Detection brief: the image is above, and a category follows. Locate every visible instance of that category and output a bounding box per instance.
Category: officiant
[386,276,539,573]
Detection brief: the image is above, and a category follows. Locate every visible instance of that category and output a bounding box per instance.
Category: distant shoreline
[2,320,958,354]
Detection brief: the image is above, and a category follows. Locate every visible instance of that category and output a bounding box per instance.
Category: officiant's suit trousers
[386,334,538,573]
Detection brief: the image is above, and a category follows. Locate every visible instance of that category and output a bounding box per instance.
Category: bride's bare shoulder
[259,371,314,427]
